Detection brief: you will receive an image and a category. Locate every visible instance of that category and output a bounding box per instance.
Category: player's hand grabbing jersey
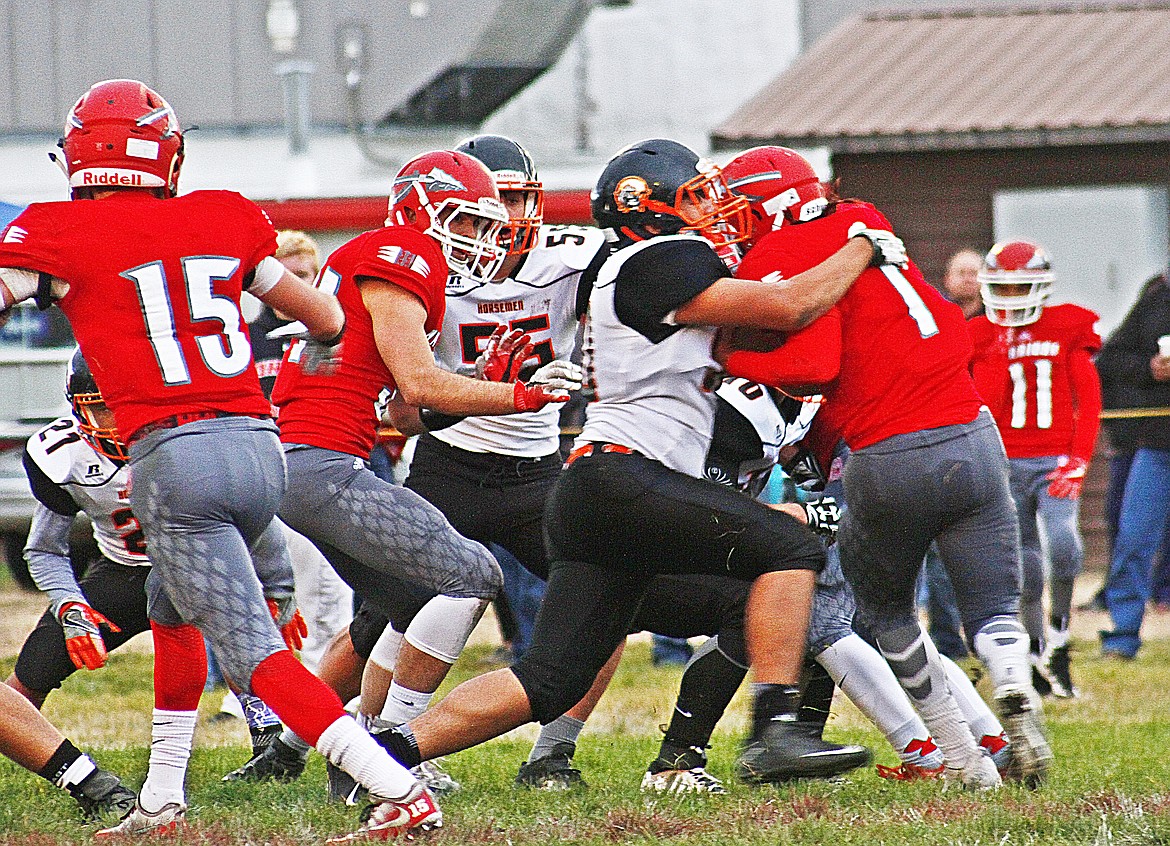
[23,417,147,569]
[727,201,983,451]
[580,233,730,477]
[434,224,605,457]
[272,226,447,458]
[0,192,278,440]
[968,304,1102,459]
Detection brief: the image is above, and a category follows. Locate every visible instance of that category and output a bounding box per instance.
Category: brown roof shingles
[712,3,1170,152]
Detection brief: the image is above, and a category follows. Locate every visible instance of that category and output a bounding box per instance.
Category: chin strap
[34,272,54,310]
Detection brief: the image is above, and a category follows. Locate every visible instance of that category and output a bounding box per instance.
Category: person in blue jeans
[1096,274,1170,659]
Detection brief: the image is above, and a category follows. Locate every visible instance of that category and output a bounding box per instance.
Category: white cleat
[95,798,186,837]
[640,767,727,794]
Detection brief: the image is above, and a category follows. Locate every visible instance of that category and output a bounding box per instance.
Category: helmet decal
[614,176,652,214]
[392,167,467,205]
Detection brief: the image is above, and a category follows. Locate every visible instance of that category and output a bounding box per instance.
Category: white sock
[817,634,931,757]
[140,709,195,811]
[380,682,434,726]
[939,653,1003,741]
[316,715,416,800]
[973,615,1031,692]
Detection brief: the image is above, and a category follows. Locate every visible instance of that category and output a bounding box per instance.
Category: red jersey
[727,201,984,451]
[272,226,447,458]
[968,304,1102,460]
[0,191,275,440]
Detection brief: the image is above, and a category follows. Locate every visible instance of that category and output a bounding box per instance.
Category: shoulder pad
[537,225,607,271]
[25,417,119,486]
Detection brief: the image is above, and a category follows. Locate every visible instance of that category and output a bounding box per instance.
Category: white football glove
[803,496,842,540]
[847,222,908,268]
[527,360,584,395]
[267,320,344,376]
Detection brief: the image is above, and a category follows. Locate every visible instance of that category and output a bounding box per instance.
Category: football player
[969,241,1102,697]
[370,138,902,786]
[0,79,430,841]
[718,146,1051,788]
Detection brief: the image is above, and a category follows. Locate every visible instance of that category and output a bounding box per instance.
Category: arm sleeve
[1069,347,1103,462]
[724,309,843,388]
[614,239,727,339]
[24,504,86,614]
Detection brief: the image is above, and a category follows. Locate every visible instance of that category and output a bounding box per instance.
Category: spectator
[941,248,985,319]
[1095,273,1170,659]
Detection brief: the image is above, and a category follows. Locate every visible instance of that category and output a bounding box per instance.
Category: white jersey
[433,224,606,457]
[706,377,822,497]
[25,417,148,568]
[578,234,725,478]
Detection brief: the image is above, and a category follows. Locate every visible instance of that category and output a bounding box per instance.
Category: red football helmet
[57,79,184,199]
[722,146,828,244]
[388,150,509,283]
[978,240,1054,327]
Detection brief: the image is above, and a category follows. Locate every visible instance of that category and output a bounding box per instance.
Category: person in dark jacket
[1096,274,1170,659]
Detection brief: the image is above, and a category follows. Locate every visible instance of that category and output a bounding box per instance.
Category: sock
[250,650,345,747]
[797,655,835,729]
[316,715,416,801]
[817,633,931,755]
[972,615,1031,692]
[527,715,584,765]
[900,737,944,769]
[1047,623,1070,651]
[650,737,708,772]
[663,638,747,752]
[875,622,978,768]
[278,728,312,759]
[750,683,801,738]
[375,724,423,769]
[939,653,1003,741]
[379,682,434,726]
[139,709,196,811]
[38,739,96,791]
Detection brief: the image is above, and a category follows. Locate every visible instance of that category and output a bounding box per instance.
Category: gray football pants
[130,417,290,691]
[839,410,1023,643]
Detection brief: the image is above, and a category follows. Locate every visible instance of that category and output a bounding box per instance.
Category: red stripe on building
[258,189,593,232]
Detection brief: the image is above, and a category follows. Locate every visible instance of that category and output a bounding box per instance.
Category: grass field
[2,576,1170,845]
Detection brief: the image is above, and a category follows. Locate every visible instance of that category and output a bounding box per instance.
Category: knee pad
[403,596,489,663]
[512,660,598,725]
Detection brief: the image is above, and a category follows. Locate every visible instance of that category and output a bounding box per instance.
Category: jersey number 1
[122,257,250,385]
[1008,359,1053,429]
[880,266,938,339]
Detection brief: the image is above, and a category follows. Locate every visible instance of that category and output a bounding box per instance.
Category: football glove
[267,598,308,652]
[848,222,908,268]
[267,321,345,376]
[512,381,571,412]
[803,496,842,540]
[57,601,121,671]
[782,448,827,493]
[528,360,584,394]
[1046,456,1088,500]
[476,326,533,383]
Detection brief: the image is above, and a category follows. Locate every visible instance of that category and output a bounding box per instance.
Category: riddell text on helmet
[82,171,146,186]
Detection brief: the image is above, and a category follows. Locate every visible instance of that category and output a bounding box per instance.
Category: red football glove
[513,380,571,412]
[1046,456,1088,499]
[267,598,308,652]
[476,326,534,383]
[57,602,121,671]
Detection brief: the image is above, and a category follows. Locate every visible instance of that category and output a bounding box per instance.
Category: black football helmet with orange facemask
[455,134,544,257]
[67,349,128,463]
[591,139,750,268]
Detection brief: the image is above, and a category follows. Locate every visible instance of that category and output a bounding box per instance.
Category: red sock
[250,651,346,747]
[150,622,206,711]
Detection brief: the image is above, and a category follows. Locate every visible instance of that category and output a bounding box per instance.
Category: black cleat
[222,736,306,783]
[73,768,138,824]
[326,760,367,805]
[514,742,585,790]
[736,719,871,784]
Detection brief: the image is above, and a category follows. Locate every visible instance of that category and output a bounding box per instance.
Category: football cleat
[514,742,585,790]
[72,768,137,824]
[944,748,1002,791]
[876,761,946,781]
[1044,644,1078,698]
[222,736,306,783]
[411,760,460,795]
[641,767,727,794]
[325,784,442,844]
[993,685,1053,787]
[95,798,186,837]
[327,760,368,806]
[736,719,872,784]
[979,732,1013,776]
